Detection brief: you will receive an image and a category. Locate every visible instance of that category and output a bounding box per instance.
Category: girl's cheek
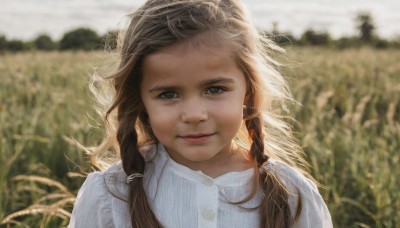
[148,106,178,122]
[209,98,243,113]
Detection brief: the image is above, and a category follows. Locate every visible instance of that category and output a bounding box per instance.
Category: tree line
[1,12,399,52]
[268,13,400,49]
[0,28,118,52]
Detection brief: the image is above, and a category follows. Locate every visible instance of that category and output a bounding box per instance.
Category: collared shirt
[68,143,333,228]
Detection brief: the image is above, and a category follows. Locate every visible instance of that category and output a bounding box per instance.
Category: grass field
[1,48,399,227]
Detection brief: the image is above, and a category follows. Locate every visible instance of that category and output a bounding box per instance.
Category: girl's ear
[244,92,251,107]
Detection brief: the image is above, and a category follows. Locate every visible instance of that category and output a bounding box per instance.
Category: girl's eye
[159,91,178,99]
[206,86,225,95]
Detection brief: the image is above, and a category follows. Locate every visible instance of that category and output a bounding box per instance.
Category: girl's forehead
[143,40,236,73]
[141,34,243,85]
[151,32,235,59]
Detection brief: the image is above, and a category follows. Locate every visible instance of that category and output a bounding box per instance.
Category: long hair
[89,0,310,227]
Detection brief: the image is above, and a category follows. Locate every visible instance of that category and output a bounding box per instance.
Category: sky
[1,0,399,41]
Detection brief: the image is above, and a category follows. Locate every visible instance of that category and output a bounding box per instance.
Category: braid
[259,171,292,228]
[244,104,292,228]
[244,110,268,167]
[244,93,268,166]
[117,117,144,174]
[117,114,162,227]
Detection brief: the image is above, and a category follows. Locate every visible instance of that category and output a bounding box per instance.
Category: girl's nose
[180,100,208,124]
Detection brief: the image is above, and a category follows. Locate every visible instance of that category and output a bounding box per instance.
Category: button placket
[202,209,215,221]
[203,178,213,187]
[197,177,218,228]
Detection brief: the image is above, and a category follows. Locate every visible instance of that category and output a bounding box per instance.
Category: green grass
[283,47,400,228]
[1,48,399,227]
[0,51,103,226]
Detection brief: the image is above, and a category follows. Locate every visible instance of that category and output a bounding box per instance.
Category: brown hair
[89,0,310,227]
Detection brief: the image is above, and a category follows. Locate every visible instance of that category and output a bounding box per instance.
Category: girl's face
[140,37,247,172]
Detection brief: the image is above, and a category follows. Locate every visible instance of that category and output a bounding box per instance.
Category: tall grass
[0,51,104,226]
[1,48,399,227]
[282,47,400,228]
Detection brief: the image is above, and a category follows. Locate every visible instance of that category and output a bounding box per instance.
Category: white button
[202,210,215,221]
[203,179,213,187]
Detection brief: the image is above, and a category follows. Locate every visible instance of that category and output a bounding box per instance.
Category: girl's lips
[179,133,215,144]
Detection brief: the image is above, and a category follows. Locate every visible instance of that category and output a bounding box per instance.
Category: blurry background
[1,0,400,40]
[1,0,399,227]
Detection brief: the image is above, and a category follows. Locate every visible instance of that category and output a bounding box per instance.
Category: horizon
[1,0,399,41]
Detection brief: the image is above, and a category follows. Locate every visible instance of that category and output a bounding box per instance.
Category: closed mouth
[179,133,215,138]
[178,133,215,143]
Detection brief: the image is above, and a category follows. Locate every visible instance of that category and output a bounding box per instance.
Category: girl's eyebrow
[203,77,234,86]
[148,77,234,93]
[148,86,179,93]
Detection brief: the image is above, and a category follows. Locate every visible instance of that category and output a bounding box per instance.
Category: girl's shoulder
[68,168,119,227]
[265,159,333,227]
[265,159,318,193]
[69,144,160,227]
[98,143,161,200]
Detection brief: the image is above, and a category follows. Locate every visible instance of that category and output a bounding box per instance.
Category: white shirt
[68,143,332,228]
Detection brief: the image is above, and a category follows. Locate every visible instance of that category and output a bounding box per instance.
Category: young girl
[69,0,332,227]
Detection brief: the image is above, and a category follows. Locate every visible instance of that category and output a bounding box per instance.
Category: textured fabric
[68,143,333,228]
